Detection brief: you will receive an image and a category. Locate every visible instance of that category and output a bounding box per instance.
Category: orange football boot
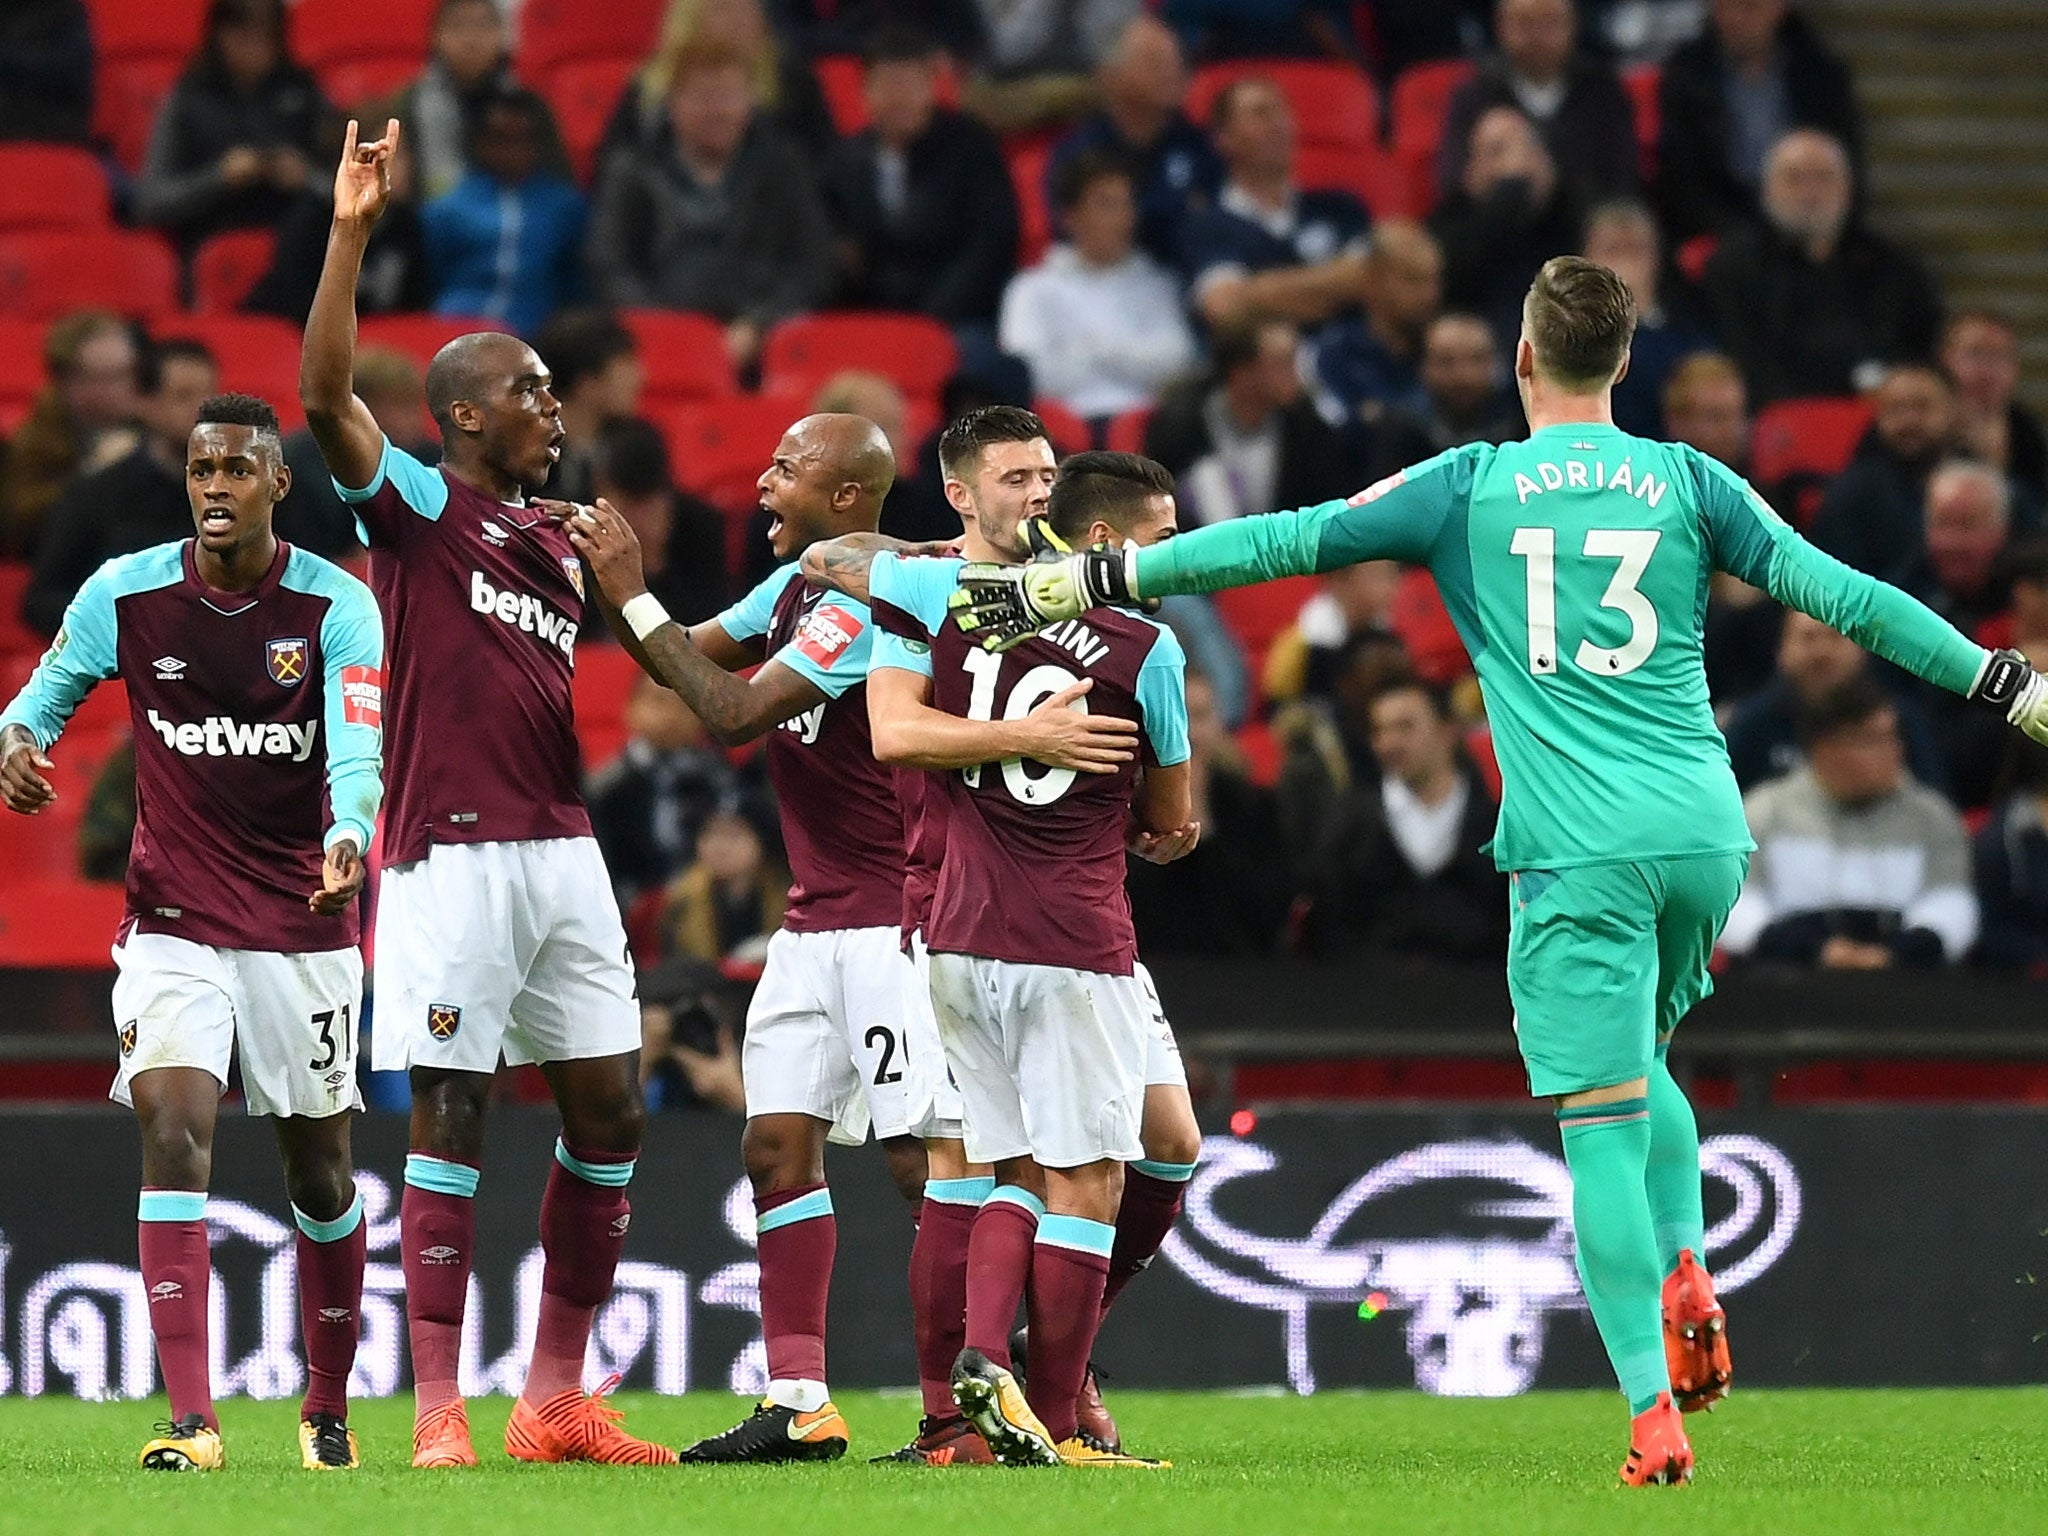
[1662,1248,1732,1412]
[412,1399,479,1468]
[505,1374,679,1466]
[1619,1393,1694,1487]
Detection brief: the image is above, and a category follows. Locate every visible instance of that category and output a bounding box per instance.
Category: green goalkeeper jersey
[1130,421,1990,870]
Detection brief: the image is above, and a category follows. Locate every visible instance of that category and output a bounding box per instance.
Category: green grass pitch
[3,1389,2043,1536]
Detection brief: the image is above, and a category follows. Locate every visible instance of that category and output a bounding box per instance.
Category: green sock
[1645,1045,1706,1273]
[1557,1099,1670,1415]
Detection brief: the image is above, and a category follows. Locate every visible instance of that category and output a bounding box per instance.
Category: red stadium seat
[1389,58,1475,160]
[1622,63,1660,177]
[1750,396,1875,522]
[572,642,642,740]
[1233,719,1281,787]
[0,231,179,320]
[813,54,962,136]
[0,146,111,233]
[619,309,736,402]
[1105,408,1151,455]
[318,54,426,112]
[1187,61,1377,152]
[1213,575,1320,676]
[542,56,639,183]
[1009,140,1053,267]
[86,0,210,61]
[157,316,306,429]
[1030,399,1094,456]
[1295,141,1411,220]
[1675,232,1719,284]
[1391,568,1469,687]
[191,228,278,313]
[517,0,666,74]
[761,313,957,406]
[357,312,498,370]
[93,55,184,172]
[290,0,435,68]
[0,316,48,413]
[0,877,126,968]
[651,396,802,505]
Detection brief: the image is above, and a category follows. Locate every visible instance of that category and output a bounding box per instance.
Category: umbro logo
[317,1307,353,1323]
[153,655,187,680]
[610,1213,631,1237]
[481,519,510,546]
[418,1245,461,1265]
[149,1280,184,1302]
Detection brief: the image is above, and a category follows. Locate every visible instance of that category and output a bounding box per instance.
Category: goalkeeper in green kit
[951,257,2048,1487]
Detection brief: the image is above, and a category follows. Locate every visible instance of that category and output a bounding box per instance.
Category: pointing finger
[343,118,358,159]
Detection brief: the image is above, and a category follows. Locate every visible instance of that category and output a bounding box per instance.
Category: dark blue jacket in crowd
[1178,186,1371,299]
[1973,796,2048,970]
[422,169,588,337]
[1044,109,1223,266]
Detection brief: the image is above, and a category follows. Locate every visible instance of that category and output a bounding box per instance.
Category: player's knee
[740,1117,814,1192]
[882,1136,928,1205]
[1144,1126,1202,1169]
[139,1117,211,1190]
[410,1071,490,1161]
[282,1152,353,1224]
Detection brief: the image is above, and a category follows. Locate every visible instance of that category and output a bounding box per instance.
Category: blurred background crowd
[4,0,2048,1107]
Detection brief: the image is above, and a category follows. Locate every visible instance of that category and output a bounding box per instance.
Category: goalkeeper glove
[1969,646,2048,744]
[948,522,1150,650]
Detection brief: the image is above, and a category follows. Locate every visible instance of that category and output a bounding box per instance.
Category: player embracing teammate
[301,120,671,1469]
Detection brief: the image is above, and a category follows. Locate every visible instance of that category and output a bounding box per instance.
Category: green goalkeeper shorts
[1506,851,1750,1098]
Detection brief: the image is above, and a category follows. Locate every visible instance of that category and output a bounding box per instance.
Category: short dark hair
[937,405,1047,482]
[594,416,673,498]
[1370,674,1453,721]
[1798,676,1894,749]
[1210,315,1288,377]
[864,22,939,66]
[534,309,637,399]
[1047,452,1174,542]
[1523,256,1637,389]
[140,337,218,394]
[473,84,548,142]
[1052,147,1134,214]
[1206,75,1272,134]
[195,392,284,460]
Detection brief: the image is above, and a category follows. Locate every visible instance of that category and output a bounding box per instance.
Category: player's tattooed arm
[301,118,401,490]
[801,533,960,604]
[568,500,824,744]
[0,724,56,815]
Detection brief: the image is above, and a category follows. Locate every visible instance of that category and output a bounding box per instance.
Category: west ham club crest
[562,557,585,601]
[267,637,309,686]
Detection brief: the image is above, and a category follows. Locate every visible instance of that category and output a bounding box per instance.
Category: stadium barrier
[1,1106,2041,1402]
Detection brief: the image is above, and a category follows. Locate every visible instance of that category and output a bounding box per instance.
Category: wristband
[621,593,671,641]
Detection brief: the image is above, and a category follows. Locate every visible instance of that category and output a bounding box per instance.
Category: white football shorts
[745,925,949,1144]
[1133,960,1187,1090]
[907,931,964,1136]
[371,837,640,1074]
[110,930,363,1119]
[925,952,1148,1168]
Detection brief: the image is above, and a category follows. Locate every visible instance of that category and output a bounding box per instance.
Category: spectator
[1722,677,1977,968]
[78,737,137,882]
[245,129,430,321]
[1306,677,1508,960]
[1942,310,2048,505]
[1973,741,2048,972]
[1313,219,1444,426]
[1900,459,2013,641]
[1808,362,1961,580]
[1656,0,1861,242]
[277,346,435,559]
[390,0,570,202]
[1369,0,1493,81]
[662,805,787,963]
[24,340,218,636]
[1126,670,1291,953]
[1044,15,1223,265]
[1163,0,1357,61]
[0,0,92,144]
[1702,128,1942,402]
[134,0,332,250]
[960,0,1139,135]
[1438,0,1639,206]
[606,0,835,163]
[591,416,731,626]
[1177,75,1372,332]
[999,151,1197,421]
[821,26,1019,333]
[1994,538,2048,659]
[0,313,141,559]
[1430,105,1583,348]
[637,957,748,1113]
[1356,312,1523,480]
[1144,316,1355,525]
[587,39,834,373]
[1721,608,1947,792]
[531,309,643,506]
[1582,199,1708,437]
[1262,559,1402,707]
[1273,629,1415,865]
[421,87,587,336]
[1664,350,1751,471]
[589,675,741,908]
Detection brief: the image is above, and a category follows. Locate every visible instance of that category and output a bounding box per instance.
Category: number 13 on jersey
[1511,526,1663,678]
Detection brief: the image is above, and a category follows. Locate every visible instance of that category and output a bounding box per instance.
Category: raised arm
[301,119,401,492]
[802,532,958,605]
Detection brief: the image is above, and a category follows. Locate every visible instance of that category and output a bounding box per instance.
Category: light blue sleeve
[714,563,798,646]
[769,595,876,700]
[1133,623,1190,767]
[0,565,122,750]
[870,553,962,679]
[334,434,451,546]
[312,567,386,854]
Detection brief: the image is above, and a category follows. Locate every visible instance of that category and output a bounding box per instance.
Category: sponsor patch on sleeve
[339,665,383,726]
[793,606,863,668]
[1347,470,1407,506]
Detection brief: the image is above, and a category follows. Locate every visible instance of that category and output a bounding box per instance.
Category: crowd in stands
[5,0,2048,1004]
